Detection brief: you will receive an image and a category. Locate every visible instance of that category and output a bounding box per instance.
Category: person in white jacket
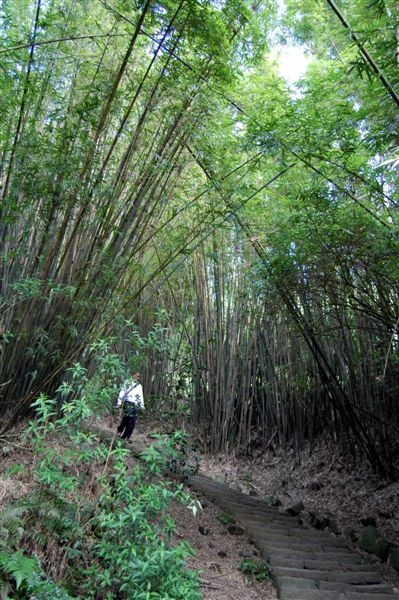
[116,372,145,441]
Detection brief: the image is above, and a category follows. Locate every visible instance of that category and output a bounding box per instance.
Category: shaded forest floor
[112,414,399,595]
[1,414,399,598]
[100,416,277,600]
[199,437,399,593]
[0,417,277,600]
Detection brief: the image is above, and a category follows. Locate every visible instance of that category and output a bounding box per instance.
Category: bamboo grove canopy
[0,0,398,477]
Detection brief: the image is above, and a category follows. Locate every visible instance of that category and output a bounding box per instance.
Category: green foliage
[217,512,236,526]
[27,567,76,600]
[0,504,27,547]
[9,279,75,302]
[79,431,201,598]
[0,550,38,591]
[0,0,269,431]
[1,376,201,599]
[0,549,75,599]
[145,431,201,481]
[26,394,57,442]
[238,558,271,582]
[1,0,398,493]
[4,463,24,476]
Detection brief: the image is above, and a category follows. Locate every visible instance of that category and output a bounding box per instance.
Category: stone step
[277,575,391,591]
[270,557,370,571]
[280,590,398,600]
[273,566,382,584]
[247,534,349,552]
[240,512,297,523]
[224,499,277,510]
[279,589,343,599]
[240,520,346,544]
[277,576,393,595]
[320,582,394,593]
[271,556,360,570]
[246,525,347,541]
[242,522,322,537]
[319,571,384,589]
[263,543,353,558]
[344,594,398,599]
[278,576,318,590]
[227,510,291,525]
[260,544,363,563]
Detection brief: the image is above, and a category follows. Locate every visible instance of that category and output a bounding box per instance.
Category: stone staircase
[187,474,399,600]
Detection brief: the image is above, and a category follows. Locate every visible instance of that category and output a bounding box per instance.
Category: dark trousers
[117,413,137,440]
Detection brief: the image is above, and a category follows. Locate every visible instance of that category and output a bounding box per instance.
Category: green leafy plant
[0,551,72,599]
[80,436,201,599]
[238,558,271,582]
[4,463,24,477]
[1,375,202,600]
[217,512,236,526]
[0,551,37,590]
[158,431,201,480]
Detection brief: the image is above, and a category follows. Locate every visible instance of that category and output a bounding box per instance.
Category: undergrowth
[238,558,271,583]
[0,358,201,599]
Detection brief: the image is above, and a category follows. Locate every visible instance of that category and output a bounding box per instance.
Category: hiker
[116,372,145,442]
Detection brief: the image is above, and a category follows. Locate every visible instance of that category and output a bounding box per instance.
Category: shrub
[0,367,202,599]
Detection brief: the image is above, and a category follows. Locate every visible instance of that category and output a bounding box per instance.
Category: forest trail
[186,474,399,600]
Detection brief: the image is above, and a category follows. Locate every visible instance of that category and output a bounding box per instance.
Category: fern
[0,550,38,590]
[0,550,75,599]
[0,504,28,547]
[0,504,29,524]
[27,567,76,599]
[29,530,48,548]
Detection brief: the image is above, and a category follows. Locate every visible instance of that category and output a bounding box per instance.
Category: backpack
[119,382,139,415]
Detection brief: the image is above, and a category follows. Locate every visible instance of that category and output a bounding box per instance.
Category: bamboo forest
[1,0,399,598]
